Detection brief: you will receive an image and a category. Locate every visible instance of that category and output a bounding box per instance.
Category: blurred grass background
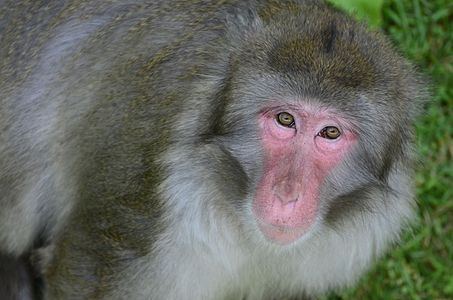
[325,0,453,299]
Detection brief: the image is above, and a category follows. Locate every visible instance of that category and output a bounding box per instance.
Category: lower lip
[257,221,309,245]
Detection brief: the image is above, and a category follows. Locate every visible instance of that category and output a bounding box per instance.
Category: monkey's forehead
[222,3,416,114]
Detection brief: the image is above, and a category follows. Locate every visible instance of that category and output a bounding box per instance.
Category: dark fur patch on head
[268,38,314,74]
[322,22,337,53]
[267,25,377,90]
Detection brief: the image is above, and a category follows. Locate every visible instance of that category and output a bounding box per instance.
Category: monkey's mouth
[256,219,310,245]
[253,194,318,245]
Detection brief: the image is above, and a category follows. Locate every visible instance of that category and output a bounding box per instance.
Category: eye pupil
[319,126,341,139]
[277,112,295,127]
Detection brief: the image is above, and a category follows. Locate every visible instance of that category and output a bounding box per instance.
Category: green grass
[326,0,453,299]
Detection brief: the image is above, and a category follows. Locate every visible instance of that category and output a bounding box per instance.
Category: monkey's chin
[257,221,309,245]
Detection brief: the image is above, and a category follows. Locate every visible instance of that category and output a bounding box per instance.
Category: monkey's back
[0,0,232,254]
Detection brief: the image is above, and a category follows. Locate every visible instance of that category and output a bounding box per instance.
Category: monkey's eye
[276,112,295,128]
[319,126,341,139]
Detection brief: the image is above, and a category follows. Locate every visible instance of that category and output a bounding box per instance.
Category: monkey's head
[167,1,425,249]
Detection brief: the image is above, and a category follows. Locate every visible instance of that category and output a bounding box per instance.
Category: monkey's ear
[404,66,430,119]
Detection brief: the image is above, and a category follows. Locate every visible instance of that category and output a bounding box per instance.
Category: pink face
[253,104,357,245]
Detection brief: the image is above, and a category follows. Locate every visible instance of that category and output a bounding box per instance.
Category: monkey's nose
[274,181,300,205]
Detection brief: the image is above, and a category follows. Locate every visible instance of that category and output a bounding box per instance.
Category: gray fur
[0,0,426,299]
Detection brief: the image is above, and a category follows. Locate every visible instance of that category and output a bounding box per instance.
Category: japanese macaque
[0,0,426,299]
